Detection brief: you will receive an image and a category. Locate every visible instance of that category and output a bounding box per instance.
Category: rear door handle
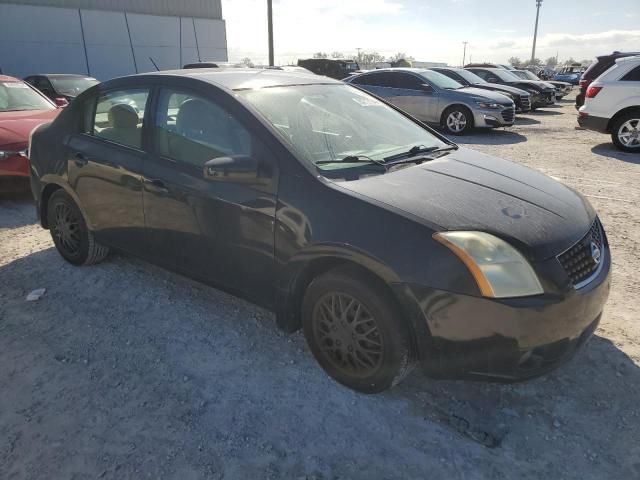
[143,178,170,195]
[73,152,88,167]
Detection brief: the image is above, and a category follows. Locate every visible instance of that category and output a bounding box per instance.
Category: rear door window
[352,72,394,87]
[621,65,640,81]
[390,73,424,90]
[92,89,150,149]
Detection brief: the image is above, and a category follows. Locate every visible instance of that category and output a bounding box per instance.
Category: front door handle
[73,152,88,167]
[143,178,170,195]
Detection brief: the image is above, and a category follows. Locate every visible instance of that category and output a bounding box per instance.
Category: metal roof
[0,0,222,19]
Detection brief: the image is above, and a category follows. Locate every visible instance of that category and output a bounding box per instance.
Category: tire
[47,189,109,266]
[610,111,640,153]
[441,106,473,135]
[302,266,414,393]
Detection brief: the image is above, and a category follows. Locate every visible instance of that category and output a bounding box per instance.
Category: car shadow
[514,116,541,126]
[529,109,563,116]
[392,335,640,455]
[447,129,527,146]
[592,143,640,164]
[0,188,37,229]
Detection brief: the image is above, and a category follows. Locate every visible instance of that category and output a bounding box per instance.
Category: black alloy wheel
[47,189,109,265]
[302,266,414,393]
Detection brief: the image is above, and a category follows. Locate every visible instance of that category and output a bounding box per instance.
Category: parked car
[430,67,532,112]
[29,70,610,392]
[297,58,360,80]
[464,62,514,70]
[465,67,556,109]
[345,68,515,135]
[0,75,59,182]
[182,62,244,69]
[554,64,586,85]
[24,74,98,106]
[511,69,572,99]
[578,56,640,153]
[575,51,640,109]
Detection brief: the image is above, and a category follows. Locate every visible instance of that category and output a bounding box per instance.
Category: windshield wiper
[315,155,387,168]
[384,145,458,163]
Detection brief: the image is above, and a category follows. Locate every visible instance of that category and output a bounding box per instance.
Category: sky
[220,0,639,66]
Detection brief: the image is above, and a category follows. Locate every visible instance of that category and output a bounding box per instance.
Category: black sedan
[29,69,611,393]
[465,67,556,109]
[430,67,532,112]
[24,74,99,106]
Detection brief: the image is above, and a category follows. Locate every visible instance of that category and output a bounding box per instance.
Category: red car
[1,75,59,179]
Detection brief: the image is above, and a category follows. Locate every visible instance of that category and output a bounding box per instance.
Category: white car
[578,55,640,153]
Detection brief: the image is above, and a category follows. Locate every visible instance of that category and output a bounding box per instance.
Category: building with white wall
[0,0,227,80]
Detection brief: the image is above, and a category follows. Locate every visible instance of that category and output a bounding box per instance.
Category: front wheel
[47,189,110,266]
[611,112,640,153]
[302,267,414,393]
[442,106,473,135]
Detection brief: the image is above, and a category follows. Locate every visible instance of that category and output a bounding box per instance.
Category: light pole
[531,0,543,64]
[462,41,468,66]
[267,0,274,66]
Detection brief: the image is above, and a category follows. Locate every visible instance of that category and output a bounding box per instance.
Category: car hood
[475,83,529,96]
[455,87,513,104]
[549,80,571,87]
[332,148,594,261]
[510,80,554,92]
[0,109,58,147]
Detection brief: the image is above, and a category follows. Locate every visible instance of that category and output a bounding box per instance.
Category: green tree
[387,52,414,63]
[313,52,328,59]
[545,56,558,68]
[331,51,344,59]
[508,57,523,68]
[241,57,254,68]
[360,51,386,68]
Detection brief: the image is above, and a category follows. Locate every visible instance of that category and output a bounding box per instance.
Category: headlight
[526,88,539,95]
[0,150,25,159]
[476,101,501,109]
[433,231,543,298]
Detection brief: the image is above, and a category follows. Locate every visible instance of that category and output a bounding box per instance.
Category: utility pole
[462,41,468,67]
[531,0,543,64]
[267,0,274,66]
[356,47,362,64]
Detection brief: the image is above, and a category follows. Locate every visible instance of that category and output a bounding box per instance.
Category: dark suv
[297,58,360,80]
[575,51,640,108]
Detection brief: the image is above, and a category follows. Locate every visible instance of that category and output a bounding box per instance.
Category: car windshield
[238,84,447,171]
[49,76,99,96]
[418,70,464,89]
[515,70,540,81]
[454,69,487,84]
[0,81,54,112]
[492,69,522,82]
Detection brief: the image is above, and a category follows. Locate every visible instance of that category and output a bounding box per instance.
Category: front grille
[520,95,531,110]
[557,219,605,288]
[501,106,515,123]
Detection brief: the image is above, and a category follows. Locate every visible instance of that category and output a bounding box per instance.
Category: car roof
[135,68,340,91]
[615,55,640,65]
[37,74,96,79]
[0,75,21,82]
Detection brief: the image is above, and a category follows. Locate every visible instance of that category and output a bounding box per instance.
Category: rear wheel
[442,106,473,135]
[47,190,109,266]
[302,267,414,393]
[611,112,640,153]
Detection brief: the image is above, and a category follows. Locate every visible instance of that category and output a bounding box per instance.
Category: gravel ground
[1,94,639,480]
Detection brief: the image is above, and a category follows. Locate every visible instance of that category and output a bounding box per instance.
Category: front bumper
[0,153,30,177]
[474,107,515,128]
[577,112,609,133]
[404,243,611,382]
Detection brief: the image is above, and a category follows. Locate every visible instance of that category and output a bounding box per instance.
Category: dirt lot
[1,94,639,480]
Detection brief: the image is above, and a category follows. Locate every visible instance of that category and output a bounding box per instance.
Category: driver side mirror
[203,155,269,185]
[420,83,434,93]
